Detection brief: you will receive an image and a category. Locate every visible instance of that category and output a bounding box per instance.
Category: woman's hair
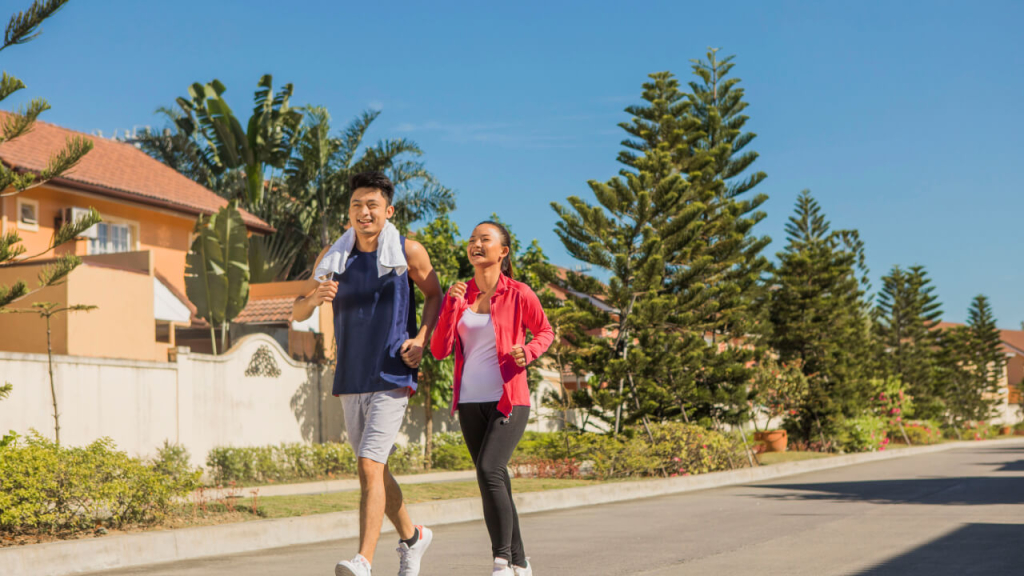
[477,220,514,279]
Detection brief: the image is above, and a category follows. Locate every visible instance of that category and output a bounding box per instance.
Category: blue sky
[5,0,1022,325]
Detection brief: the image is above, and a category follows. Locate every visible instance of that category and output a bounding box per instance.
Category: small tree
[5,302,95,445]
[939,295,1005,436]
[184,201,250,354]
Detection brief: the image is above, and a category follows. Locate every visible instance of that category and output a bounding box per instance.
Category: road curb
[5,438,1022,576]
[188,469,478,501]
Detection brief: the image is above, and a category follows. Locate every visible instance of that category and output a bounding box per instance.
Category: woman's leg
[470,405,530,563]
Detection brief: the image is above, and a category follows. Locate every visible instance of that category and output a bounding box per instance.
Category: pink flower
[672,457,681,462]
[683,472,691,476]
[671,473,678,477]
[702,445,708,449]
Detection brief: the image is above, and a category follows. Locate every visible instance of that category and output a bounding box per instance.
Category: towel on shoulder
[313,220,408,282]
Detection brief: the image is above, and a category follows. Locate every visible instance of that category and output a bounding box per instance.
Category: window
[89,222,133,254]
[155,321,172,344]
[17,198,38,232]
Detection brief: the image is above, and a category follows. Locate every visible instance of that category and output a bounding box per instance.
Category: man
[294,172,442,576]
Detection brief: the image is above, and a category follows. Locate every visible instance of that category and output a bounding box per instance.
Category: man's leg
[356,457,390,563]
[383,463,416,540]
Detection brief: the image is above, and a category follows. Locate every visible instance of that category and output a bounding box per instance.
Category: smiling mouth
[471,249,485,257]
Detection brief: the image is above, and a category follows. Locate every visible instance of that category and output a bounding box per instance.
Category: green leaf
[52,207,100,247]
[184,214,228,327]
[2,0,69,51]
[216,201,250,322]
[37,253,81,288]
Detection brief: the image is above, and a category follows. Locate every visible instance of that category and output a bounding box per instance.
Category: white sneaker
[396,525,433,576]
[513,558,532,576]
[493,558,515,575]
[336,554,372,576]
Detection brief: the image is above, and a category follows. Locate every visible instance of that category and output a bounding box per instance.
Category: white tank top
[457,309,505,403]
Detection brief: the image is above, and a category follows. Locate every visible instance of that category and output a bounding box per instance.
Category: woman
[430,221,554,576]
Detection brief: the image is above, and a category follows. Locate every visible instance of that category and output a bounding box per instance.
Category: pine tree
[875,265,944,418]
[552,144,709,435]
[603,53,770,429]
[939,295,1005,432]
[768,191,873,443]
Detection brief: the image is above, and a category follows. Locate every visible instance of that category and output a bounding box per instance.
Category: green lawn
[756,451,835,465]
[240,478,597,519]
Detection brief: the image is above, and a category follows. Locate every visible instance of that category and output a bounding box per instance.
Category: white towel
[313,221,407,282]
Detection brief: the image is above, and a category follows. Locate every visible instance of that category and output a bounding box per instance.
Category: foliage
[133,87,454,282]
[938,295,1006,432]
[875,265,944,418]
[150,440,201,484]
[429,432,474,471]
[0,1,96,311]
[509,456,582,479]
[893,420,943,446]
[205,442,356,485]
[514,424,745,479]
[834,415,889,453]
[767,191,873,444]
[388,442,425,475]
[184,201,250,353]
[748,356,809,431]
[0,434,198,536]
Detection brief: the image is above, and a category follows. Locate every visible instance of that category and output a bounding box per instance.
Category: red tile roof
[234,297,295,324]
[0,112,273,233]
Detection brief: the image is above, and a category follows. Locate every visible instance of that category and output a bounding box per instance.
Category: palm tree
[283,107,455,278]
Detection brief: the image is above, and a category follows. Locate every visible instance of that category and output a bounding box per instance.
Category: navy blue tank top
[331,236,418,395]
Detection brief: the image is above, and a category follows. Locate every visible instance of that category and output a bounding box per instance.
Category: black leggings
[457,402,530,565]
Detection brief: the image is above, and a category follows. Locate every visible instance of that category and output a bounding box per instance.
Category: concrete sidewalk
[193,469,477,500]
[5,438,1023,576]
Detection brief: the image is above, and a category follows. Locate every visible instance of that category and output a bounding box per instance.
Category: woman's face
[467,224,509,270]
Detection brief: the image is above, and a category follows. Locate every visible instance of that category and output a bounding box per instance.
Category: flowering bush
[893,420,943,445]
[749,357,809,432]
[206,442,357,484]
[835,415,889,453]
[509,456,581,479]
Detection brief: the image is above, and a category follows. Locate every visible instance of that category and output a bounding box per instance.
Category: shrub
[509,456,581,479]
[835,416,889,453]
[206,443,356,485]
[389,442,424,475]
[511,423,745,480]
[430,432,474,471]
[890,420,942,446]
[0,434,196,536]
[151,441,202,487]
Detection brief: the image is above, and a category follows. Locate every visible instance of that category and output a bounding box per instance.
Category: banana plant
[172,75,302,208]
[185,201,250,354]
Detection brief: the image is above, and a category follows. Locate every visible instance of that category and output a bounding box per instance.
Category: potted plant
[749,357,809,453]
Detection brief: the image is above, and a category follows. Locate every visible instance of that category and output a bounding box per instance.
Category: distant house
[0,114,330,361]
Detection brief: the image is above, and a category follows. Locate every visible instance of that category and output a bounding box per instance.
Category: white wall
[0,334,570,468]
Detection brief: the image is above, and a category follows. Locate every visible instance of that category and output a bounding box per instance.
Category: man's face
[349,187,394,236]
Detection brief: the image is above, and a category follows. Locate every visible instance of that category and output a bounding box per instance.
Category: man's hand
[512,345,528,368]
[448,281,468,303]
[314,280,338,305]
[401,337,425,369]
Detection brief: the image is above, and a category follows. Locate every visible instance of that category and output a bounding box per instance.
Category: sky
[4,0,1022,325]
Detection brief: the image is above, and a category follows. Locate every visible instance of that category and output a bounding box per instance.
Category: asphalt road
[91,441,1024,576]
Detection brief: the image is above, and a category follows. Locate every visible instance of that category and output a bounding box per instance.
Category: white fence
[0,334,473,467]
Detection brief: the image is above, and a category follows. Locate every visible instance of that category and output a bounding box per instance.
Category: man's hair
[349,172,395,205]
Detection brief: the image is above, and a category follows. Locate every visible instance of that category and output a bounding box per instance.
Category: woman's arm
[430,284,464,360]
[520,285,554,365]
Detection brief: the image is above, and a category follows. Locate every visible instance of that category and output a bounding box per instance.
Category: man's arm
[293,246,334,322]
[399,238,442,367]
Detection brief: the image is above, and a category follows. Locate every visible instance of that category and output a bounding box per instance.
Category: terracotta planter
[1015,429,1024,437]
[1000,426,1012,436]
[759,429,788,453]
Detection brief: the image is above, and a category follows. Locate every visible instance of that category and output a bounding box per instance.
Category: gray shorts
[340,387,410,464]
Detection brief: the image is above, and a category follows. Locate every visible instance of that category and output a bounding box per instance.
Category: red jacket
[430,273,554,417]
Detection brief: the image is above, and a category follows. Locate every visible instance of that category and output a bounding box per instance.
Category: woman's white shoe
[493,558,515,575]
[513,558,533,576]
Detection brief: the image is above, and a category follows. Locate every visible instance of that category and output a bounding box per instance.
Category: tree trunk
[209,326,218,355]
[424,381,433,471]
[45,313,60,446]
[221,323,228,354]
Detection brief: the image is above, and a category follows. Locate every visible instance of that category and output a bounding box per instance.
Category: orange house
[0,114,284,361]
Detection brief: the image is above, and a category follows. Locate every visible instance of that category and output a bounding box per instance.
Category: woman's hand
[448,281,468,303]
[512,345,528,368]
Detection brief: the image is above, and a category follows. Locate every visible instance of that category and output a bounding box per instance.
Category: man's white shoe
[493,558,515,575]
[396,525,433,576]
[513,558,533,576]
[336,554,372,576]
